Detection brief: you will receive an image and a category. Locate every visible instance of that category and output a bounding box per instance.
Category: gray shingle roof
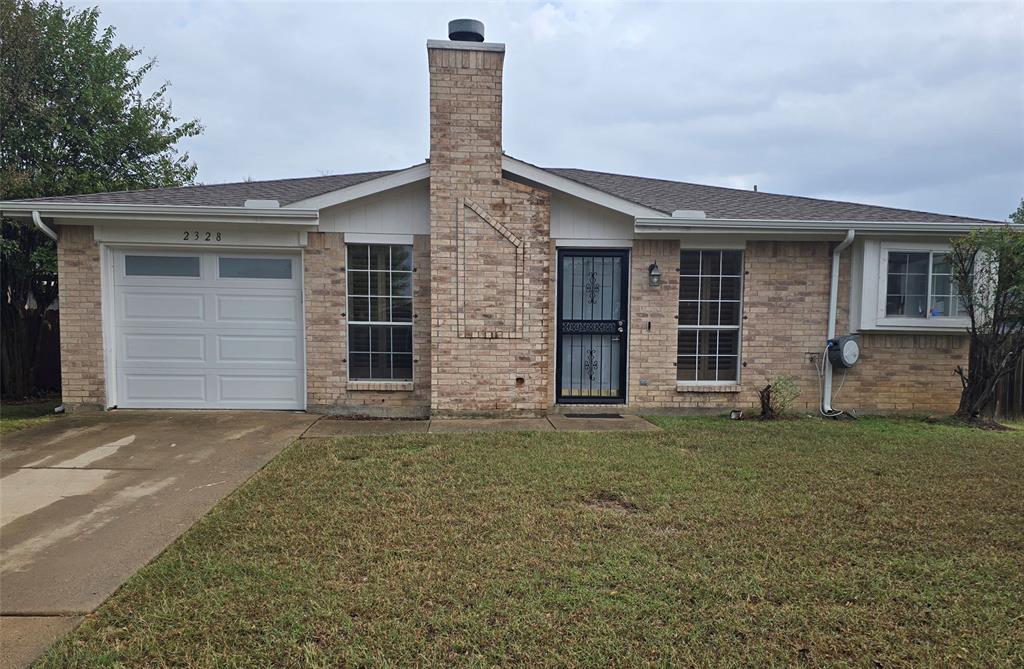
[9,169,400,207]
[6,161,999,225]
[544,168,998,224]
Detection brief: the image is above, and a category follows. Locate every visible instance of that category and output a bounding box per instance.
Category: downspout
[32,211,65,414]
[822,229,855,415]
[32,211,57,241]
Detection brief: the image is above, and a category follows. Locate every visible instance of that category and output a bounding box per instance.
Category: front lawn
[42,417,1023,667]
[0,398,59,433]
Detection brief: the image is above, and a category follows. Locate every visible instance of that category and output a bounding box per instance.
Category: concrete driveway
[0,410,317,669]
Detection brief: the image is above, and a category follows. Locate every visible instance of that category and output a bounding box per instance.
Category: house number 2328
[183,231,222,241]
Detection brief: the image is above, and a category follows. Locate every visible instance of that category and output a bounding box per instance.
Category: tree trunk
[759,384,775,420]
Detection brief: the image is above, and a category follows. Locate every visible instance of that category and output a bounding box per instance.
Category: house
[1,19,999,417]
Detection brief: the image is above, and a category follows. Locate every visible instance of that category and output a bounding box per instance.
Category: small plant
[758,375,800,420]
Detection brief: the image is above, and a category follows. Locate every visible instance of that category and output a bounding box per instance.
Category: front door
[556,249,628,404]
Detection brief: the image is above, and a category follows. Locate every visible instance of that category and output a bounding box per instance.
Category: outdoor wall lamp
[648,262,662,287]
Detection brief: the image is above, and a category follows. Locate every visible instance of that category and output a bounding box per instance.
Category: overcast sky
[93,0,1023,221]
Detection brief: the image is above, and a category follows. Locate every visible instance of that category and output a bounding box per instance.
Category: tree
[0,0,201,398]
[949,199,1024,422]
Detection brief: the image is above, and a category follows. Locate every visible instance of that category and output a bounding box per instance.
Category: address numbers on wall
[182,231,223,242]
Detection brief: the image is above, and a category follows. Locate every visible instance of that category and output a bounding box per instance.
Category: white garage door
[112,250,304,409]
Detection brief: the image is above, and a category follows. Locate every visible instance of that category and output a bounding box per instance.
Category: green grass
[40,417,1023,667]
[0,398,59,433]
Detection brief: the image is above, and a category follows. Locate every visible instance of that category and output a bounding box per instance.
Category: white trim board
[554,238,633,248]
[502,157,667,219]
[0,202,318,225]
[344,233,415,245]
[286,164,430,210]
[635,217,1008,236]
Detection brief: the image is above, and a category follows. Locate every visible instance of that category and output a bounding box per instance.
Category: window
[346,244,413,381]
[677,249,743,383]
[219,257,292,279]
[885,251,962,318]
[125,255,200,277]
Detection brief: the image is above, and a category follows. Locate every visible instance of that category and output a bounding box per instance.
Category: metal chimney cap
[448,18,484,42]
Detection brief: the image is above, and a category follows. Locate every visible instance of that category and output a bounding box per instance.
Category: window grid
[677,250,743,383]
[345,244,413,381]
[885,251,963,319]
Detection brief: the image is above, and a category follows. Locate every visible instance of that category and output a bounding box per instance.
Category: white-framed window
[677,249,744,383]
[850,240,971,332]
[345,243,413,381]
[884,250,963,319]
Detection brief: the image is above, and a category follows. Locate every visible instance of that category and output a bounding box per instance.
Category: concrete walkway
[0,410,316,669]
[302,413,661,438]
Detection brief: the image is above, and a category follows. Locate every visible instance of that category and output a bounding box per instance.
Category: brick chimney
[427,20,504,184]
[427,20,551,415]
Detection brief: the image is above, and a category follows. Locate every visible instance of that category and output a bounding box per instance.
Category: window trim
[345,243,414,382]
[874,241,970,330]
[676,247,744,387]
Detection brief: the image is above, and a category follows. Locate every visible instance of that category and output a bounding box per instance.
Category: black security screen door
[556,249,628,403]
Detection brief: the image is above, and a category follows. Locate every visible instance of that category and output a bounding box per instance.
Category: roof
[4,162,1000,225]
[543,168,998,224]
[8,170,400,207]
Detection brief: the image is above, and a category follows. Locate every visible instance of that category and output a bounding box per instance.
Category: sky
[91,0,1024,221]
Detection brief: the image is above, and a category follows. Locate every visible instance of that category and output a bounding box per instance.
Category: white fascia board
[285,164,430,211]
[0,201,319,226]
[634,217,1011,236]
[344,232,415,245]
[502,156,667,219]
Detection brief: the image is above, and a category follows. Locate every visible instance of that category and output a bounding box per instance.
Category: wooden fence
[995,356,1024,419]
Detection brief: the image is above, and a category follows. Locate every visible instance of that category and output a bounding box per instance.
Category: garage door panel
[122,373,207,403]
[122,333,206,363]
[122,291,206,322]
[217,374,302,405]
[215,293,299,324]
[217,335,299,364]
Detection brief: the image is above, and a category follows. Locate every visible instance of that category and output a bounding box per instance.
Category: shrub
[758,375,800,420]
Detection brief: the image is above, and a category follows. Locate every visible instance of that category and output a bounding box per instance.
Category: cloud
[93,0,1023,220]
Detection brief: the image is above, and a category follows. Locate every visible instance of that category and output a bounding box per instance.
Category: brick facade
[45,36,970,418]
[626,239,968,415]
[56,225,105,410]
[427,43,552,415]
[304,232,431,416]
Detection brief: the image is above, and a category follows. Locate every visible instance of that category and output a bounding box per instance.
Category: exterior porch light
[648,262,662,287]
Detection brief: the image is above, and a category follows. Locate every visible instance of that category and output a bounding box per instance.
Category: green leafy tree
[949,199,1024,422]
[0,0,201,398]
